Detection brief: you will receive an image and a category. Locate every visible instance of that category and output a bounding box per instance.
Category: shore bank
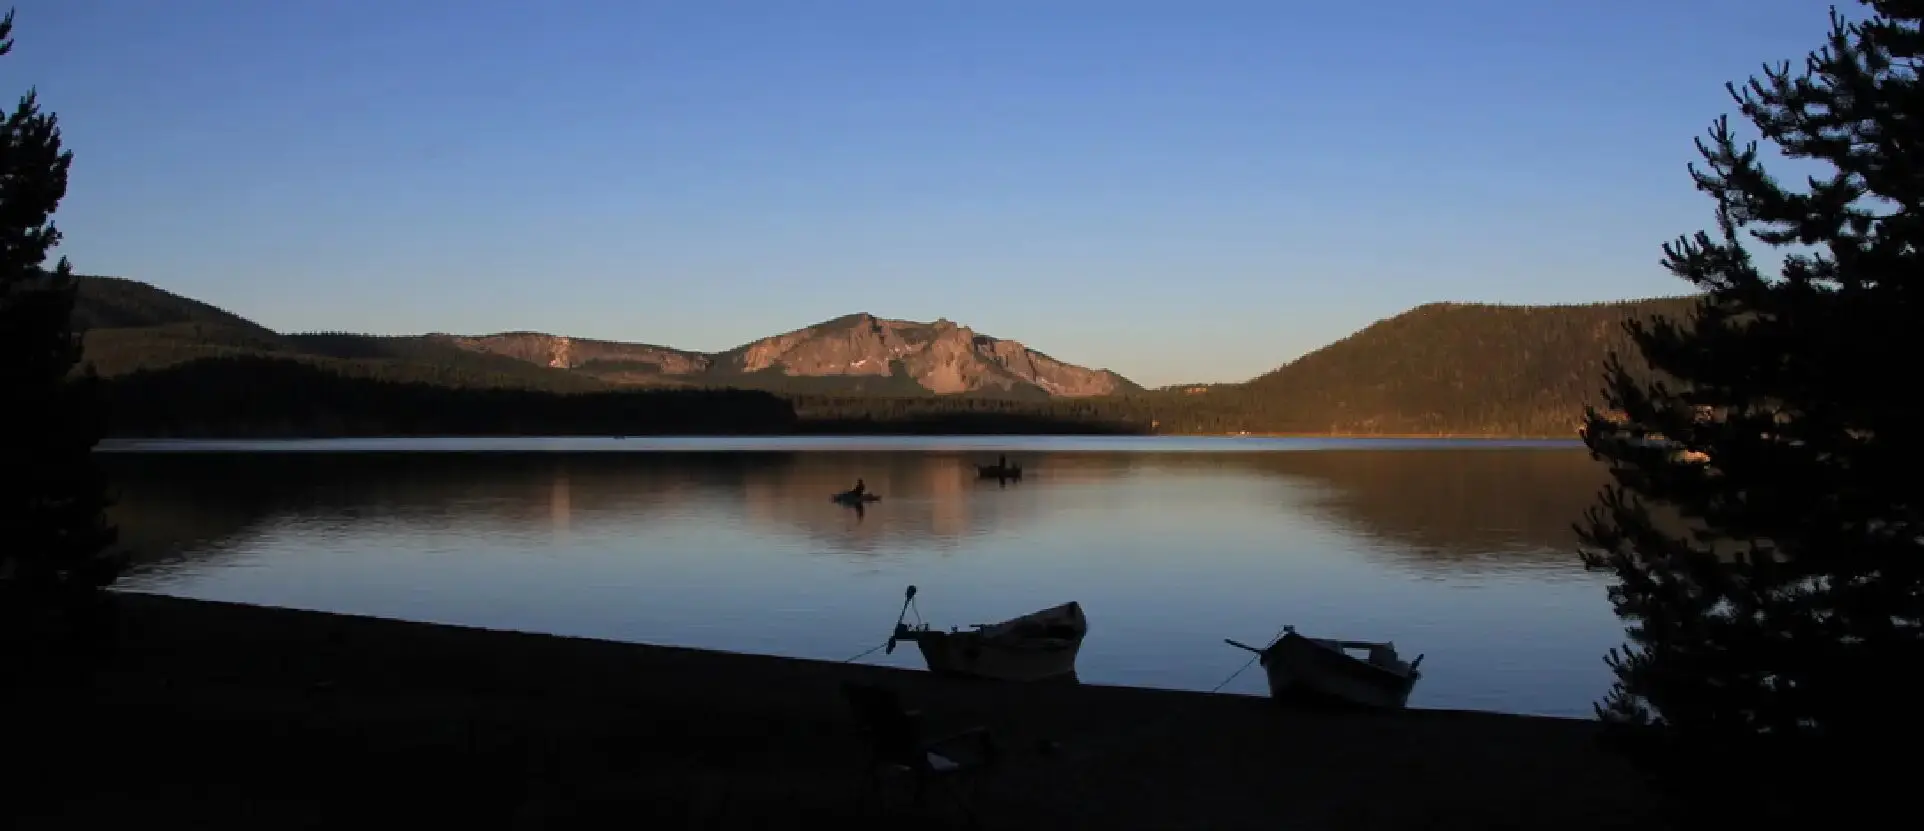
[7,593,1661,829]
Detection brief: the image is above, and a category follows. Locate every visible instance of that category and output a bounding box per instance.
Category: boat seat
[1365,644,1408,672]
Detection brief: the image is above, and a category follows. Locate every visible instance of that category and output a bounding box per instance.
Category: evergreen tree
[0,8,122,648]
[1579,0,1923,818]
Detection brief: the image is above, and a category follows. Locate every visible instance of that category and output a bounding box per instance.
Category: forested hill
[69,274,1701,437]
[1139,297,1700,436]
[75,277,611,392]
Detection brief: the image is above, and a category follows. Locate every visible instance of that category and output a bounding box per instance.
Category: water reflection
[98,444,1627,716]
[102,448,1613,577]
[1232,449,1612,573]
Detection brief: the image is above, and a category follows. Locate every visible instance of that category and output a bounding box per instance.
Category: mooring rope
[1209,625,1286,692]
[842,595,928,664]
[1022,626,1288,768]
[1211,651,1263,693]
[842,641,890,663]
[831,611,1290,775]
[1014,651,1270,769]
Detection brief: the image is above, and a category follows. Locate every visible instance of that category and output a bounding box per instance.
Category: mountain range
[72,275,1698,436]
[441,313,1137,398]
[75,277,1135,400]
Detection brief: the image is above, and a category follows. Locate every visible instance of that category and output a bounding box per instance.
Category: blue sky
[7,0,1837,386]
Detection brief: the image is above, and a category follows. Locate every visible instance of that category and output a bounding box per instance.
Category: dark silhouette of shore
[7,593,1660,829]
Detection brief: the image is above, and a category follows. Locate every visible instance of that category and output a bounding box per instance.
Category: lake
[97,436,1626,718]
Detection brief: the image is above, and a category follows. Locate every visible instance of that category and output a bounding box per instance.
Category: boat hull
[897,601,1085,682]
[1259,633,1418,709]
[908,633,1080,682]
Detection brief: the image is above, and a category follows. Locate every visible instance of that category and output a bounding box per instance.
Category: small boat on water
[886,586,1086,682]
[831,490,881,506]
[975,455,1023,480]
[1225,626,1424,709]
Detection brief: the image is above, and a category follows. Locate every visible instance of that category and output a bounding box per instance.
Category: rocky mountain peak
[720,313,1133,397]
[429,309,1137,398]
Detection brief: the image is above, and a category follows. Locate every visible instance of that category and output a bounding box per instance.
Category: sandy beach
[5,592,1663,829]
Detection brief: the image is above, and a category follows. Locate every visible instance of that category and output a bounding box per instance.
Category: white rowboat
[888,587,1086,682]
[1226,627,1424,709]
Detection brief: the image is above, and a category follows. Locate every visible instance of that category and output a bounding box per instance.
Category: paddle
[885,585,918,655]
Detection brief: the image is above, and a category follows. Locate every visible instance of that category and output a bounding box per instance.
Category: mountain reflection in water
[105,446,1610,575]
[98,440,1625,716]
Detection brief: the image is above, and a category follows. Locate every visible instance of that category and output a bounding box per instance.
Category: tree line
[96,356,1153,437]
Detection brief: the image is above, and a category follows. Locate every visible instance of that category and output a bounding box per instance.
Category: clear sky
[6,0,1837,387]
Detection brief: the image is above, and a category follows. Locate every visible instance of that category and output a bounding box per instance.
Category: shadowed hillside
[75,278,611,392]
[75,276,277,335]
[71,275,1706,437]
[70,277,1136,400]
[100,356,797,437]
[1141,297,1701,436]
[282,333,610,392]
[77,276,302,373]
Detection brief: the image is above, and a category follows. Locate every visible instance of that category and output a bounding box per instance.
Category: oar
[1223,638,1265,654]
[885,585,918,654]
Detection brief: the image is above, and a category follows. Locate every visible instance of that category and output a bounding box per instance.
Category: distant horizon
[17,0,1831,387]
[83,272,1698,387]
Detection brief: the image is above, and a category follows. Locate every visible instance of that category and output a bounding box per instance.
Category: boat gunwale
[894,600,1086,653]
[1263,632,1421,686]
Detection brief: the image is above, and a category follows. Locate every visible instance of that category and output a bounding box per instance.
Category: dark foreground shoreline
[8,593,1661,829]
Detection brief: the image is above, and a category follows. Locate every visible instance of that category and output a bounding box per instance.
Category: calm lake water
[98,436,1626,718]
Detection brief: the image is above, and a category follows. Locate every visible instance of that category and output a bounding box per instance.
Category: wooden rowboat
[1225,627,1424,709]
[887,586,1086,682]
